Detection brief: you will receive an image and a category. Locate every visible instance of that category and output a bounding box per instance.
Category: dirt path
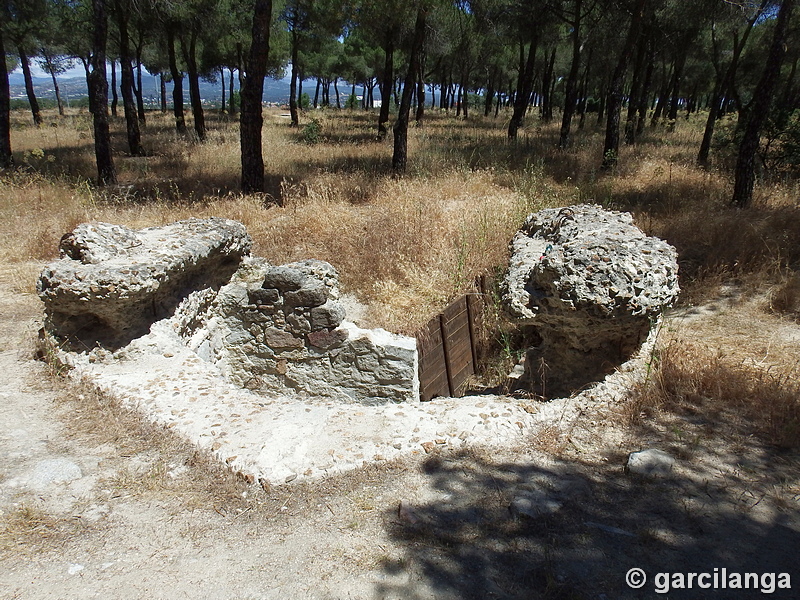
[2,263,799,599]
[0,267,438,599]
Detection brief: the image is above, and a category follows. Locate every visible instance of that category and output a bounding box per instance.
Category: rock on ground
[627,449,676,477]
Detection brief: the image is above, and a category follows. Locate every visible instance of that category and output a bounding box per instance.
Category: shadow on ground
[379,448,799,600]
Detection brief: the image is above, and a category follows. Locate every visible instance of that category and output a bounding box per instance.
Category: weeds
[301,117,323,144]
[0,504,83,556]
[769,272,800,320]
[624,339,800,448]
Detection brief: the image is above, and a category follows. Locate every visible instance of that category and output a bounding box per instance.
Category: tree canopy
[1,0,799,203]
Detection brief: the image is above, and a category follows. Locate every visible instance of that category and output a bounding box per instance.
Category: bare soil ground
[1,262,799,600]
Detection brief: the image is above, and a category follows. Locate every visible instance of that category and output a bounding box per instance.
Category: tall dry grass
[2,109,550,331]
[2,106,799,332]
[624,338,800,448]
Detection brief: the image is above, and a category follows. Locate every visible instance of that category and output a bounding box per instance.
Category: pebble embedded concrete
[59,319,662,487]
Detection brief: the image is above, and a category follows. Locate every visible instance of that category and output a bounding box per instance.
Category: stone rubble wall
[174,257,419,404]
[503,204,680,397]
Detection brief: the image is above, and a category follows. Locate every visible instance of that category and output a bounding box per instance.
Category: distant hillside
[8,72,293,106]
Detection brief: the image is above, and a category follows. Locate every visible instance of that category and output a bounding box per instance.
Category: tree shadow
[379,447,799,599]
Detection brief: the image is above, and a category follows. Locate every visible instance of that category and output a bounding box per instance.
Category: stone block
[307,328,349,350]
[248,287,280,305]
[263,327,304,350]
[310,301,346,331]
[262,266,306,291]
[284,259,340,299]
[286,313,311,334]
[502,204,679,397]
[627,449,675,477]
[284,283,328,308]
[38,218,251,348]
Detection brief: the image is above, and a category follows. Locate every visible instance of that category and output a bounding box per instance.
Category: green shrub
[301,117,322,144]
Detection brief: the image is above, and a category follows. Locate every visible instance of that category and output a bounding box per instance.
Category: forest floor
[2,260,799,600]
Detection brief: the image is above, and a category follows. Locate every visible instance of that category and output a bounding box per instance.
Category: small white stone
[511,489,562,518]
[627,449,675,477]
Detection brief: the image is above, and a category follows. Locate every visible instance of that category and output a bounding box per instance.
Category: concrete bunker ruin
[38,207,680,405]
[35,210,679,483]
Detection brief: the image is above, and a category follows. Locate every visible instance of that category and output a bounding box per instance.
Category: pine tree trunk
[160,73,167,113]
[0,24,13,168]
[240,0,273,194]
[636,43,654,135]
[667,44,689,130]
[167,28,186,134]
[601,0,646,170]
[289,24,299,127]
[221,67,226,113]
[596,71,608,125]
[541,47,556,122]
[484,69,496,118]
[559,0,583,148]
[183,32,206,141]
[624,33,648,145]
[651,62,670,126]
[19,48,42,126]
[229,68,237,116]
[378,40,394,137]
[578,46,592,130]
[116,3,144,156]
[89,0,117,185]
[415,65,425,123]
[110,60,118,117]
[732,0,794,207]
[439,70,448,109]
[133,30,146,124]
[392,7,426,174]
[698,4,762,166]
[135,57,145,123]
[50,70,65,116]
[508,39,537,139]
[82,60,95,115]
[298,76,303,107]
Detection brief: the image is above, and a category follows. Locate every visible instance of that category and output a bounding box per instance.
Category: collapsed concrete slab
[37,218,251,349]
[503,204,680,397]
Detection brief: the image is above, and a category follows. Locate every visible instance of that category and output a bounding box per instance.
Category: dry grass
[3,107,561,332]
[0,504,85,556]
[619,278,800,449]
[3,104,800,374]
[625,338,800,448]
[769,272,800,320]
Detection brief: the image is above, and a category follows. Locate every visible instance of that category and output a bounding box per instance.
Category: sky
[12,62,86,80]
